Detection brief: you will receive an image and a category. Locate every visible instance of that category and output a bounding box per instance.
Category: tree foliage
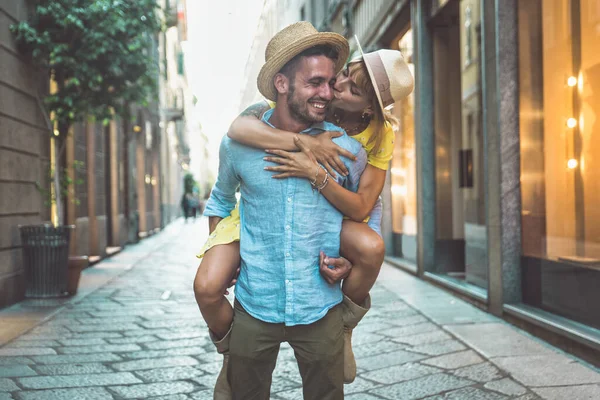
[11,0,163,134]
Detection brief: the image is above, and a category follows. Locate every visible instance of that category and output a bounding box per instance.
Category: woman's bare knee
[341,223,385,271]
[193,243,240,306]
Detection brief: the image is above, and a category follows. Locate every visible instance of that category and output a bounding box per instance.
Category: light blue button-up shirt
[204,108,367,326]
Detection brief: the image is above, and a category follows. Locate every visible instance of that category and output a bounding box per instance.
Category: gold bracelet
[309,165,319,186]
[316,171,329,192]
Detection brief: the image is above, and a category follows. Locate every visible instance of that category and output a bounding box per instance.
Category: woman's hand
[302,131,357,177]
[263,136,320,180]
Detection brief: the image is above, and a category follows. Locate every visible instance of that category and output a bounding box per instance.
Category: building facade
[296,0,600,363]
[0,1,193,308]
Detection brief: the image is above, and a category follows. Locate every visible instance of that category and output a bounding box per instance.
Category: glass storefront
[430,0,487,291]
[519,0,600,329]
[389,28,418,264]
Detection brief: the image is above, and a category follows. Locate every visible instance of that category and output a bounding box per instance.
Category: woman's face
[331,64,372,113]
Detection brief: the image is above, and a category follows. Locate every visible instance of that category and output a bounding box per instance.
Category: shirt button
[286,279,291,284]
[287,197,292,202]
[286,252,291,257]
[285,225,290,230]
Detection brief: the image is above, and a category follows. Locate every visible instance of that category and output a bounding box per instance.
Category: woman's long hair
[347,60,399,154]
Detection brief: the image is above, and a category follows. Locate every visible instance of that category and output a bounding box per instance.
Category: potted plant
[11,0,162,297]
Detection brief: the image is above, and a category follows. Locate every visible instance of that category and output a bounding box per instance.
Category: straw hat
[257,21,349,101]
[354,36,414,111]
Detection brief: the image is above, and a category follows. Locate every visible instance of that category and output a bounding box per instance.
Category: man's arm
[203,137,240,224]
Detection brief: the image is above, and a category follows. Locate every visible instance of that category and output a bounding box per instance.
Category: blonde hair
[347,60,399,154]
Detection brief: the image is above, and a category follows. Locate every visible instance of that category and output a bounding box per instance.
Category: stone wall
[0,3,49,307]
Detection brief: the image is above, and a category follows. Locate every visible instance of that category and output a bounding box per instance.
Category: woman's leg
[193,242,240,339]
[340,220,385,304]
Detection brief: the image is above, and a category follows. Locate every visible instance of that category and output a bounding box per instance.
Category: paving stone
[58,338,107,346]
[108,381,195,398]
[76,316,142,325]
[17,372,141,389]
[406,340,467,356]
[112,356,198,371]
[0,393,12,400]
[106,335,158,344]
[17,387,114,400]
[34,363,113,375]
[0,379,18,392]
[423,387,509,399]
[361,362,441,384]
[65,331,123,339]
[4,340,59,348]
[422,350,485,369]
[492,355,600,387]
[532,384,600,400]
[0,365,36,378]
[352,332,387,346]
[386,314,429,327]
[0,348,56,357]
[453,362,503,382]
[369,372,473,400]
[353,320,395,334]
[273,387,303,400]
[392,330,453,346]
[0,357,33,366]
[134,366,205,382]
[189,390,213,400]
[124,346,207,359]
[345,394,384,400]
[123,328,174,337]
[195,360,222,376]
[58,343,141,354]
[445,323,555,358]
[380,322,440,338]
[140,320,199,329]
[148,395,190,400]
[343,376,383,394]
[351,339,406,359]
[190,374,216,391]
[483,377,526,396]
[67,323,141,332]
[514,394,541,400]
[31,353,122,365]
[144,337,209,350]
[358,349,427,371]
[155,331,207,341]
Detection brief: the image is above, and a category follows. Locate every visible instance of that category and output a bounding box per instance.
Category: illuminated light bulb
[53,129,60,136]
[567,159,578,169]
[145,174,151,184]
[133,125,142,133]
[567,118,577,128]
[567,76,577,87]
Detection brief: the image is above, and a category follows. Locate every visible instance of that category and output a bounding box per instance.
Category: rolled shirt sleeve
[203,137,240,218]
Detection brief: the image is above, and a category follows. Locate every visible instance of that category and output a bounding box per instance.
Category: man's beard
[287,82,328,124]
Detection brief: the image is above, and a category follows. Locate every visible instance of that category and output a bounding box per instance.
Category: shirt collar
[261,108,328,134]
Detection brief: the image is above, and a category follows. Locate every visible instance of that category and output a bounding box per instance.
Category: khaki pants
[228,300,344,400]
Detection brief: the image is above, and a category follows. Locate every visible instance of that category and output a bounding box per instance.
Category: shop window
[389,28,418,264]
[431,0,487,291]
[519,0,600,329]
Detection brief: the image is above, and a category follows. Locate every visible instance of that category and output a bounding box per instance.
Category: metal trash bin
[18,224,74,298]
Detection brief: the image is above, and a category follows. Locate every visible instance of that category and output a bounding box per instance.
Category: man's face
[286,55,336,124]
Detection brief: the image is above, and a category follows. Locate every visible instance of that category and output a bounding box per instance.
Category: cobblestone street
[1,219,599,400]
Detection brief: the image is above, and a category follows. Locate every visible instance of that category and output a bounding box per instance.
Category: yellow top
[350,121,394,170]
[266,100,394,170]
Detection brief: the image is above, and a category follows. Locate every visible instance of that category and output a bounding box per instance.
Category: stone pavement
[0,218,599,400]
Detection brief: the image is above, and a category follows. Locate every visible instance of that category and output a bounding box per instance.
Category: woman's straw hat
[354,36,414,111]
[257,22,349,101]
